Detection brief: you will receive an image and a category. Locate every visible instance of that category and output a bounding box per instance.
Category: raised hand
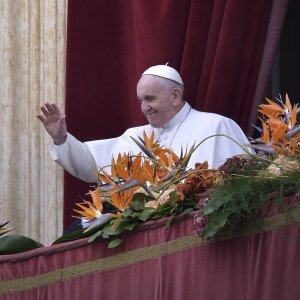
[37,103,67,145]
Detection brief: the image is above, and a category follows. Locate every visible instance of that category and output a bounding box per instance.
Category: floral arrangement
[194,94,300,237]
[1,94,299,254]
[64,94,300,248]
[69,131,199,247]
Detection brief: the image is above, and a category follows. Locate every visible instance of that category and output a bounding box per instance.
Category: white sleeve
[210,117,255,167]
[50,133,98,182]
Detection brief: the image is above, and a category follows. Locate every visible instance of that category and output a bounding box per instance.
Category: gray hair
[158,77,185,100]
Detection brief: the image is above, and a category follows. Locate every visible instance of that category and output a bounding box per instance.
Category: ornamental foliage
[63,94,300,248]
[1,94,299,253]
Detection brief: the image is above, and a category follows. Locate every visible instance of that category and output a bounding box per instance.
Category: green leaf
[52,228,87,245]
[182,207,195,215]
[122,208,134,217]
[122,221,139,231]
[88,230,102,243]
[201,223,217,239]
[102,231,110,239]
[151,203,172,219]
[138,208,153,221]
[203,213,230,238]
[105,225,125,236]
[130,193,151,211]
[0,235,42,254]
[202,195,230,215]
[212,214,230,230]
[108,238,123,248]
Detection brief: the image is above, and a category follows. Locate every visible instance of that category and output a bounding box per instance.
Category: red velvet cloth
[1,212,300,299]
[64,0,278,228]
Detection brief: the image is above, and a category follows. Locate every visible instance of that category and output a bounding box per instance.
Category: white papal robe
[50,102,253,182]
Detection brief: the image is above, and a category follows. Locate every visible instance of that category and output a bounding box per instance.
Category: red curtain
[64,0,283,228]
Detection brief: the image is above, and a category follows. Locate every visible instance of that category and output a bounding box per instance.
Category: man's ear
[172,88,182,105]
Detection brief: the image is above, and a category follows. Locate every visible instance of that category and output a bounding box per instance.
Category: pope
[37,65,253,182]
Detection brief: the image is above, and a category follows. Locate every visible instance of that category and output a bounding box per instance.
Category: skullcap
[142,65,184,85]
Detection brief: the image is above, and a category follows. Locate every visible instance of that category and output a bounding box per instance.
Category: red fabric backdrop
[1,206,300,299]
[64,0,276,228]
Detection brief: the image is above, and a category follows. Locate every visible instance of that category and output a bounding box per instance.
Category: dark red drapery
[1,204,300,299]
[64,0,285,228]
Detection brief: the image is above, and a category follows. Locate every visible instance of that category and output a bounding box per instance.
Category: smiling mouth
[145,111,157,117]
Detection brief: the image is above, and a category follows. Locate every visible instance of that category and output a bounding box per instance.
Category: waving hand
[37,103,67,145]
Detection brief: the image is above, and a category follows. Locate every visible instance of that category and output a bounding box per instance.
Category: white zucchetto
[142,65,184,85]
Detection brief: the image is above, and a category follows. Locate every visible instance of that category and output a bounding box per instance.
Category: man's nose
[141,101,150,111]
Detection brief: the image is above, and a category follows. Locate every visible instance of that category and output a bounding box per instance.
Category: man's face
[136,75,179,128]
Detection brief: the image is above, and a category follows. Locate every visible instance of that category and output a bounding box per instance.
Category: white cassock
[50,102,254,182]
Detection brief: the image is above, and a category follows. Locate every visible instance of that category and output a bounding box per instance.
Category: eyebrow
[144,95,156,100]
